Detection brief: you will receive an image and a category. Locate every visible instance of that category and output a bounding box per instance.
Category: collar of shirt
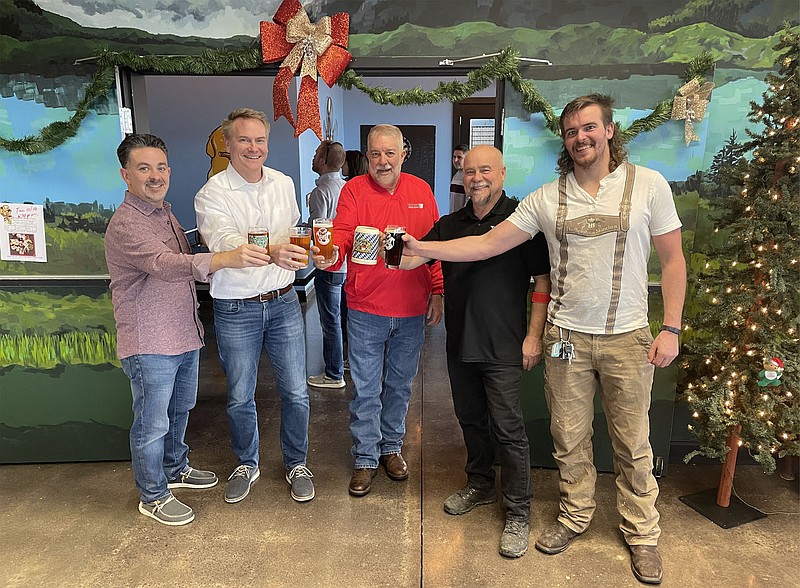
[123,190,170,216]
[458,191,516,223]
[224,163,273,191]
[316,171,343,186]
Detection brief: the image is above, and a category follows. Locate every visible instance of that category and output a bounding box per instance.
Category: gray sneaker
[224,465,260,504]
[444,484,497,515]
[500,519,530,558]
[167,467,219,489]
[138,494,194,526]
[286,464,315,502]
[307,374,346,389]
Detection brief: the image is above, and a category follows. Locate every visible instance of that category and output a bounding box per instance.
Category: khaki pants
[542,323,660,545]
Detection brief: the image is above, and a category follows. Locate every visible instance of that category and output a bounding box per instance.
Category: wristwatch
[659,325,681,335]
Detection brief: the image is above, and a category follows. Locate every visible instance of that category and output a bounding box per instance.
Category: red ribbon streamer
[260,0,351,139]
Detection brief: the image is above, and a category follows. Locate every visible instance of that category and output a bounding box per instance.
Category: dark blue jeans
[314,271,346,379]
[446,357,531,522]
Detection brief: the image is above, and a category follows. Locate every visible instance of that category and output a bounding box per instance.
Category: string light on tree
[683,27,799,475]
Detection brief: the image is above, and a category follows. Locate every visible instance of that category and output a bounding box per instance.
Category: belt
[243,284,293,302]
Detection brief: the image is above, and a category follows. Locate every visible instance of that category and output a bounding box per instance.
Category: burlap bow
[671,78,714,145]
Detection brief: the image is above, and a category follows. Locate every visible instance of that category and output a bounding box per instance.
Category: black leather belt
[243,284,293,302]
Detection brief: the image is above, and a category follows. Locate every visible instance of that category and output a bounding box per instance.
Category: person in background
[449,143,470,213]
[106,133,270,526]
[313,124,444,498]
[343,149,369,182]
[307,140,348,389]
[403,94,686,585]
[402,144,551,558]
[195,108,315,505]
[338,148,368,366]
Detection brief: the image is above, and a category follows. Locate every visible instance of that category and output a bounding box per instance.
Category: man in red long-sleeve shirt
[314,124,443,497]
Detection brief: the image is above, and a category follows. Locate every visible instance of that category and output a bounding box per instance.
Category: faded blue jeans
[347,309,425,469]
[213,288,309,470]
[314,270,346,380]
[121,350,199,504]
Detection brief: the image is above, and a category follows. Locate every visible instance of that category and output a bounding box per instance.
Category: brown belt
[243,284,293,302]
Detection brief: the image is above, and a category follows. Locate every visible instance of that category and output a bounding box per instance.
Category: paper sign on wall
[0,203,48,262]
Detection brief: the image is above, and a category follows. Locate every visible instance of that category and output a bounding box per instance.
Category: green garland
[0,44,713,155]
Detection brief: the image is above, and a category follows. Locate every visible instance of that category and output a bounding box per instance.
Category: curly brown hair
[556,94,627,176]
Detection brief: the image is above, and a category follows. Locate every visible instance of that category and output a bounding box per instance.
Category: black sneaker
[499,519,530,558]
[443,484,497,515]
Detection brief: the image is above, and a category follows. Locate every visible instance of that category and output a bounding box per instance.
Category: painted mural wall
[0,0,796,462]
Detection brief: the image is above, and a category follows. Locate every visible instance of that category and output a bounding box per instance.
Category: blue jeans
[314,271,346,379]
[347,309,425,469]
[121,350,199,503]
[213,288,309,470]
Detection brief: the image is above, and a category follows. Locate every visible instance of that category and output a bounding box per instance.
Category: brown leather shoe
[630,545,663,584]
[349,468,377,496]
[380,453,409,481]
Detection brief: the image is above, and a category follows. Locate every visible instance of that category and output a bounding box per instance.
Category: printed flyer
[0,203,47,262]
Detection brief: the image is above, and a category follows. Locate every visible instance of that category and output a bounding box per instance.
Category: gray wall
[136,74,495,227]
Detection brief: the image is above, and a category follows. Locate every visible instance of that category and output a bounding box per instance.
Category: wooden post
[716,424,742,507]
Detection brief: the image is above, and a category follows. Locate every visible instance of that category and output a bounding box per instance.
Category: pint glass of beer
[248,226,269,254]
[313,218,335,261]
[289,226,312,268]
[384,225,406,269]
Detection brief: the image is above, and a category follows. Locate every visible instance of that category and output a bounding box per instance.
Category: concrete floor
[1,295,798,588]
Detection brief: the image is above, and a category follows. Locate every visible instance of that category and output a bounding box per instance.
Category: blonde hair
[221,108,270,141]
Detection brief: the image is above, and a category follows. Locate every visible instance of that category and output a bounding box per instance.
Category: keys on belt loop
[551,327,575,363]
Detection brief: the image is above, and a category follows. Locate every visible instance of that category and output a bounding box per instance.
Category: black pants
[446,356,532,521]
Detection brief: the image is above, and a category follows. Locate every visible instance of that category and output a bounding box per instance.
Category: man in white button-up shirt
[195,108,315,505]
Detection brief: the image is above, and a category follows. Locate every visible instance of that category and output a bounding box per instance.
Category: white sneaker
[307,374,345,389]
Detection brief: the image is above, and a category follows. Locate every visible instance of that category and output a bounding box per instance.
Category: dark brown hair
[556,94,627,175]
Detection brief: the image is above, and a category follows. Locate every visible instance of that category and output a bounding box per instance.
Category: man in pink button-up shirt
[105,133,269,526]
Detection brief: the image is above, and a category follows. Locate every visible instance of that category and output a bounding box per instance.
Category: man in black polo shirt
[405,145,550,557]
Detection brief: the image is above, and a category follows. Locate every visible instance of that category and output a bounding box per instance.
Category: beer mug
[351,226,381,265]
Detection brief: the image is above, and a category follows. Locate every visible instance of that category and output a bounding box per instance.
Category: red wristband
[531,292,551,304]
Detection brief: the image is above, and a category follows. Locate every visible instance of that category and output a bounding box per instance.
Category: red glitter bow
[261,0,351,139]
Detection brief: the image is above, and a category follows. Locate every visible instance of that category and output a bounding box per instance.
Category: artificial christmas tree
[680,27,799,523]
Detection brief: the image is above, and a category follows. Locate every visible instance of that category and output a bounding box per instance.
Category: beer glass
[289,226,312,257]
[384,225,406,269]
[247,226,269,254]
[313,218,335,262]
